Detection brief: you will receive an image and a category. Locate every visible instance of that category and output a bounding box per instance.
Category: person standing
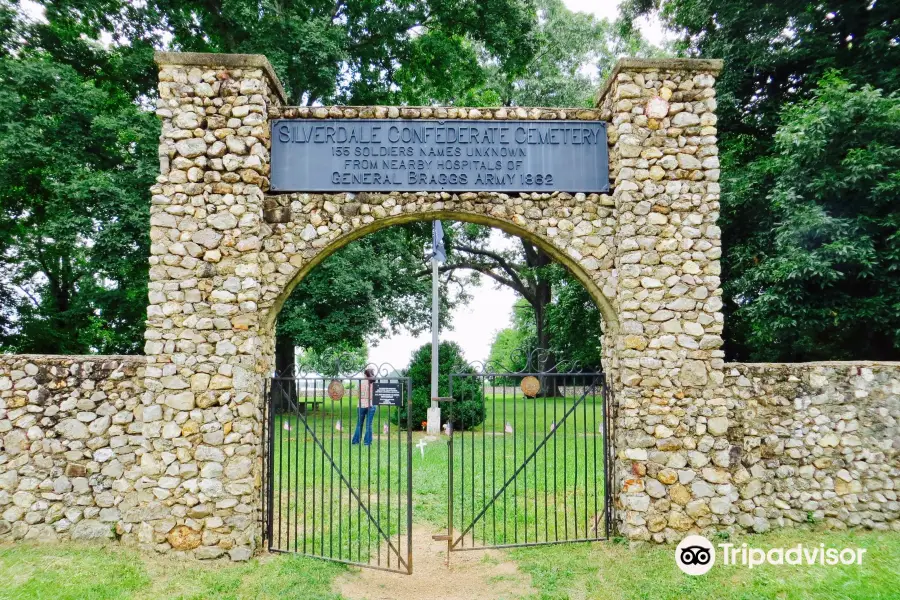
[351,368,377,446]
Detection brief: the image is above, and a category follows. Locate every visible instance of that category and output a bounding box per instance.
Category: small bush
[400,341,485,430]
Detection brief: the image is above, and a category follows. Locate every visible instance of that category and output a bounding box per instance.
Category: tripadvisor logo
[675,535,715,575]
[675,535,868,576]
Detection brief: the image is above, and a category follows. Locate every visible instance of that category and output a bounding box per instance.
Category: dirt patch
[335,525,535,600]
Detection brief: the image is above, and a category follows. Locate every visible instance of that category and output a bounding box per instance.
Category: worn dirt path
[335,525,535,600]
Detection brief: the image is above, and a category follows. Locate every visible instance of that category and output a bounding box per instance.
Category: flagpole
[427,221,442,435]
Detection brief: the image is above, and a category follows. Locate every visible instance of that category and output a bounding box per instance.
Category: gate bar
[451,379,599,548]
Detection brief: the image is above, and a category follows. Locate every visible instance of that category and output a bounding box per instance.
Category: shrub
[400,341,485,430]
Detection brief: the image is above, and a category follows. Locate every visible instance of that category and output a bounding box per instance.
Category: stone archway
[255,200,622,451]
[143,51,727,558]
[258,201,619,341]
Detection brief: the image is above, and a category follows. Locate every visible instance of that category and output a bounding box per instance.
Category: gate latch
[432,396,454,403]
[431,534,452,541]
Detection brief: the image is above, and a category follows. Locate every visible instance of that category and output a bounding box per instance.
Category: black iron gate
[444,351,610,551]
[262,362,412,574]
[261,349,610,572]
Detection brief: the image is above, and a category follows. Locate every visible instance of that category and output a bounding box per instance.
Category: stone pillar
[596,58,728,543]
[143,52,284,559]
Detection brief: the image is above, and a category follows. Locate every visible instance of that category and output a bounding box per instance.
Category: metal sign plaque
[270,119,609,193]
[373,382,403,407]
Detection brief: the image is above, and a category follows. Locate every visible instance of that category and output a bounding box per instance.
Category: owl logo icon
[675,535,716,575]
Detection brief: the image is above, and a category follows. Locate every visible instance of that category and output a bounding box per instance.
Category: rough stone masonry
[0,52,896,560]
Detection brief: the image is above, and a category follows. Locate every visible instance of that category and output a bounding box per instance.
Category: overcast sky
[367,1,665,370]
[566,0,667,46]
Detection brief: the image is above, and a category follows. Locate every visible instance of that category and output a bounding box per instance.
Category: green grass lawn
[512,528,900,600]
[0,543,345,600]
[2,528,897,600]
[268,390,606,561]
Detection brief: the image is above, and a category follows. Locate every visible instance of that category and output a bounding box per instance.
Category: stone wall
[0,356,145,543]
[594,58,730,542]
[2,355,895,554]
[144,52,284,560]
[147,52,734,548]
[723,362,900,533]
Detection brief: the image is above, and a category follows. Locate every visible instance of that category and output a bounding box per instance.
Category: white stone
[175,138,207,158]
[672,112,701,127]
[165,392,195,411]
[56,419,89,440]
[208,212,238,230]
[645,96,669,119]
[707,417,729,436]
[676,153,702,169]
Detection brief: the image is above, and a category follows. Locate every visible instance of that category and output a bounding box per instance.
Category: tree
[620,0,900,360]
[0,2,160,354]
[544,270,604,369]
[39,0,539,106]
[0,55,156,354]
[725,75,900,361]
[488,299,536,371]
[0,0,539,355]
[437,223,585,377]
[620,0,900,142]
[0,0,648,358]
[295,343,368,377]
[274,222,461,374]
[488,278,604,374]
[484,0,660,107]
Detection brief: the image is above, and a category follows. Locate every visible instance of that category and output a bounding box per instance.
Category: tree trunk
[530,252,559,397]
[275,334,295,376]
[274,334,300,413]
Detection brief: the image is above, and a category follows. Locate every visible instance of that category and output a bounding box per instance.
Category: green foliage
[295,342,368,377]
[486,298,535,384]
[724,75,900,361]
[276,223,440,356]
[0,54,156,354]
[488,299,536,371]
[60,0,540,105]
[401,341,485,430]
[0,0,543,356]
[544,269,604,369]
[622,0,900,361]
[0,0,642,358]
[274,221,476,370]
[621,0,900,143]
[484,0,661,108]
[439,219,605,375]
[487,268,604,372]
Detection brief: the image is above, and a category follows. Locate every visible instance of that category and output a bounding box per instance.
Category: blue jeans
[352,406,376,445]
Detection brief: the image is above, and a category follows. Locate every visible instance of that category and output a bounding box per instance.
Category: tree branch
[450,243,532,295]
[418,262,536,305]
[14,284,40,308]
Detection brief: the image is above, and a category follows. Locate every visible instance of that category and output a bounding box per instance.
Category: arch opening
[262,210,619,337]
[260,211,617,563]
